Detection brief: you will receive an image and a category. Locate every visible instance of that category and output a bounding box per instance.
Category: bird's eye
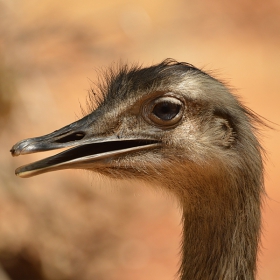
[152,101,180,121]
[143,95,184,127]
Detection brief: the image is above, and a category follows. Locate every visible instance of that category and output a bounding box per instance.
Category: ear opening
[219,118,235,148]
[213,109,236,148]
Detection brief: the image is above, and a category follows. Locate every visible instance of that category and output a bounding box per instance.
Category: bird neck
[179,172,262,280]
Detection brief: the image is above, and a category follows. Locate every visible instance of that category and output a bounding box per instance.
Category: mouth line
[15,139,160,178]
[39,139,158,165]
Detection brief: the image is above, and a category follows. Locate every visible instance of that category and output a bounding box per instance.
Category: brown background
[0,0,279,279]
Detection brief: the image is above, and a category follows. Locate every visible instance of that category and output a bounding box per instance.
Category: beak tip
[10,139,37,157]
[10,141,26,157]
[15,167,21,176]
[10,147,19,157]
[15,167,29,178]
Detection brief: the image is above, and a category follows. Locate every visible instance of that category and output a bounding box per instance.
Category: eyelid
[153,96,183,106]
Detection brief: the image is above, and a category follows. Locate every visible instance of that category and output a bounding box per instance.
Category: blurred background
[0,0,279,279]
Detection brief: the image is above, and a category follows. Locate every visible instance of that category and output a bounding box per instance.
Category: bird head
[11,59,263,197]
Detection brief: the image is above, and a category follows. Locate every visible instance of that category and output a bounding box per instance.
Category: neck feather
[179,170,262,280]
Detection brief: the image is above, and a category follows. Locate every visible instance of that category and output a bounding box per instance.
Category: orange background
[0,1,279,279]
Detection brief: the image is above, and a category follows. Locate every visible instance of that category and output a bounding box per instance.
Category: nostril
[55,132,85,143]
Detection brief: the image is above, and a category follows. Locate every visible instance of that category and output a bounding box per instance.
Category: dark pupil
[152,102,180,121]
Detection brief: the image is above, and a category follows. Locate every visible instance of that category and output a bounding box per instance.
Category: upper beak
[10,114,160,178]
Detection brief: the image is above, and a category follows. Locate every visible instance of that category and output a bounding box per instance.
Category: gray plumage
[11,59,265,280]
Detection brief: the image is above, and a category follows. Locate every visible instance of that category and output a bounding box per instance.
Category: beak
[11,114,160,178]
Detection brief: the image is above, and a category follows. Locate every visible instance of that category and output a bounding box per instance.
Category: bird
[11,59,265,280]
